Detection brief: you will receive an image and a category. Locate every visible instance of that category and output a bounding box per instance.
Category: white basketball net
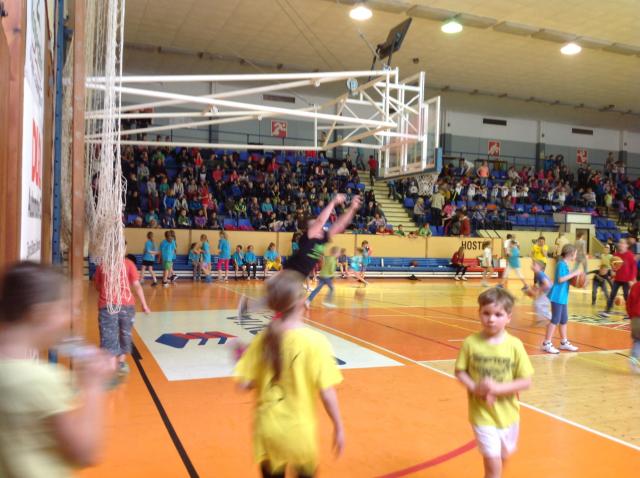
[61,0,128,312]
[417,172,439,196]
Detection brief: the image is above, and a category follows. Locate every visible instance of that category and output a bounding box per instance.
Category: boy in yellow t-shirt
[531,236,549,285]
[455,288,534,478]
[235,270,344,477]
[531,236,549,266]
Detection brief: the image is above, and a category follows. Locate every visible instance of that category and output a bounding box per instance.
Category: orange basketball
[614,296,624,306]
[570,273,586,288]
[610,256,623,271]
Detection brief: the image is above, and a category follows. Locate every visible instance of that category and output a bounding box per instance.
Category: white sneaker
[542,341,560,354]
[559,340,579,352]
[461,276,468,281]
[322,301,337,308]
[454,276,460,281]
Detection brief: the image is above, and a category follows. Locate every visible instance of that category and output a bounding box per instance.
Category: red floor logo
[156,331,236,348]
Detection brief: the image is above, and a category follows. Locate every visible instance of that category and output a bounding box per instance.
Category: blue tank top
[201,242,211,263]
[143,240,155,261]
[218,239,231,259]
[508,246,520,268]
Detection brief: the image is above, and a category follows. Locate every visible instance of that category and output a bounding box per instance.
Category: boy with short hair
[531,236,548,269]
[244,245,258,280]
[232,245,247,280]
[543,244,582,354]
[159,231,176,287]
[455,288,533,478]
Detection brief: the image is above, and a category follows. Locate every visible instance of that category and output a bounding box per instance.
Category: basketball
[610,256,624,271]
[615,296,624,306]
[570,273,586,288]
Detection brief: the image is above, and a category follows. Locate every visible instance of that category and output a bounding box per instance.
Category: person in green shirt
[394,224,406,237]
[305,247,339,308]
[418,223,433,237]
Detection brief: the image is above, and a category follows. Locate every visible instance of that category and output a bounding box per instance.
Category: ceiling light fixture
[560,42,582,55]
[350,2,373,21]
[441,18,463,34]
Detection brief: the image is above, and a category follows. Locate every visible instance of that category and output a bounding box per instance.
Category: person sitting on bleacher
[208,212,221,230]
[161,208,176,229]
[418,223,432,237]
[368,213,386,234]
[176,208,190,228]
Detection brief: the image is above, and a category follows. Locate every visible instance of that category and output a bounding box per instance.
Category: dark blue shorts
[550,302,568,325]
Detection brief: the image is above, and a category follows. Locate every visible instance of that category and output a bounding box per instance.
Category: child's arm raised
[320,387,345,456]
[328,195,362,239]
[308,194,345,238]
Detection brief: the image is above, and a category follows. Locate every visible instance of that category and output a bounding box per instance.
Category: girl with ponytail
[235,270,345,478]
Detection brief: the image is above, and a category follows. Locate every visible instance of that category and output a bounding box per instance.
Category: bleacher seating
[593,215,625,243]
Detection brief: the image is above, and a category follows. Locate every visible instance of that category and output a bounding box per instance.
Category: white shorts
[534,295,552,322]
[472,422,519,459]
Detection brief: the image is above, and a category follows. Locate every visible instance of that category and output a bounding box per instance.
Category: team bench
[88,256,504,280]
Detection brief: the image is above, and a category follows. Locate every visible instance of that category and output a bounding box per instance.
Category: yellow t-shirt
[531,244,549,264]
[455,332,534,429]
[0,360,75,478]
[235,328,342,474]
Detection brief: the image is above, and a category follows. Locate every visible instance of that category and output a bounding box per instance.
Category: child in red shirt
[603,239,637,316]
[626,282,640,373]
[451,247,468,281]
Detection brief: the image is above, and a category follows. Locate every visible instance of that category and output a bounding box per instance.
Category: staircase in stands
[360,173,419,232]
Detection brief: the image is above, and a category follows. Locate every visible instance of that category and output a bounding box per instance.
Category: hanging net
[61,0,128,312]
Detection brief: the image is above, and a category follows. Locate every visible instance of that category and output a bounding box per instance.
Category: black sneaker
[170,274,178,283]
[151,281,158,287]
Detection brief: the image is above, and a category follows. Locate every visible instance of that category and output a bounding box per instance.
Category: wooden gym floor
[77,277,640,477]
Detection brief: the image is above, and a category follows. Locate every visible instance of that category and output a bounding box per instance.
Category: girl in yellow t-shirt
[235,270,344,477]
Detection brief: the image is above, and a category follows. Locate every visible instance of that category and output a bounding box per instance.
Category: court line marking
[379,306,629,354]
[220,283,638,449]
[306,318,640,454]
[131,344,200,477]
[374,440,476,478]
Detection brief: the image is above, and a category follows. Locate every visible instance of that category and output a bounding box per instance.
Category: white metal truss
[85,69,440,175]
